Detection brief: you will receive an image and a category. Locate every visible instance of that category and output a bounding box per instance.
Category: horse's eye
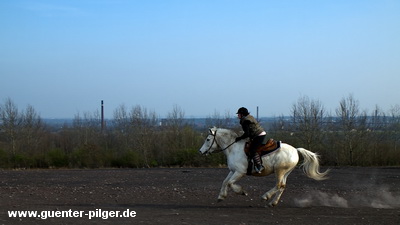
[207,138,210,141]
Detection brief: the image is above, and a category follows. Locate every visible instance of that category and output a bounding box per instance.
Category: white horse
[199,127,329,207]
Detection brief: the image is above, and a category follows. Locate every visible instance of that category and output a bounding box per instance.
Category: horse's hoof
[241,191,248,196]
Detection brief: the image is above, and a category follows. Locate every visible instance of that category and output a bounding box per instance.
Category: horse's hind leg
[262,168,293,207]
[269,181,285,207]
[218,171,246,202]
[261,186,279,204]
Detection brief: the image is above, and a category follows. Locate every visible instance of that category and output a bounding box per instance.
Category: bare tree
[291,96,325,150]
[205,110,234,128]
[166,104,185,129]
[389,105,400,153]
[129,105,158,168]
[162,105,202,166]
[335,94,367,165]
[20,105,46,163]
[366,105,388,164]
[113,104,132,151]
[73,111,101,145]
[0,98,22,158]
[112,104,159,167]
[163,105,185,152]
[269,115,292,142]
[70,111,103,167]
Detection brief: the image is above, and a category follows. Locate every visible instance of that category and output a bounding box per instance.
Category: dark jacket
[237,115,265,141]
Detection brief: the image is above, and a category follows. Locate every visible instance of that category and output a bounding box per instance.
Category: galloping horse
[199,127,329,207]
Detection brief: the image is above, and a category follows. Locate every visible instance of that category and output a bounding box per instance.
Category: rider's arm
[235,120,250,142]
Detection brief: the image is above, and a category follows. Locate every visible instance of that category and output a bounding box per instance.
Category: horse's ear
[209,127,216,135]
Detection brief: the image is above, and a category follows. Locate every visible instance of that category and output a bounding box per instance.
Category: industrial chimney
[101,100,105,132]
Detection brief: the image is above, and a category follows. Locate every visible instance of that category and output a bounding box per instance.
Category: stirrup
[255,165,264,173]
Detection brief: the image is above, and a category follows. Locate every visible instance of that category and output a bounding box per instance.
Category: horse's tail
[296,148,329,180]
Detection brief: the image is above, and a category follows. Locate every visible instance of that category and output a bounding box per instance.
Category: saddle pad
[244,139,281,156]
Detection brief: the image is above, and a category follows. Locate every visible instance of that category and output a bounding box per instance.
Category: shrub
[47,148,68,168]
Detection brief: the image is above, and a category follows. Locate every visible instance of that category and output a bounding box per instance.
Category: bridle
[204,130,236,154]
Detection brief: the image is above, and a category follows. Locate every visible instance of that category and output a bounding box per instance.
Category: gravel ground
[0,167,399,225]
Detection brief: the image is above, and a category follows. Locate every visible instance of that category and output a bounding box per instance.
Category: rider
[235,107,266,173]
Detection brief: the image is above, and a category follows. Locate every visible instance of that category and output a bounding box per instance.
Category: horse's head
[199,127,220,155]
[199,127,238,155]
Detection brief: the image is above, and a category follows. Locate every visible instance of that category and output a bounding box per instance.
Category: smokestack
[101,100,104,132]
[256,106,259,121]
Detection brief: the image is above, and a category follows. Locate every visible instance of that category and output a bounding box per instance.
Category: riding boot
[253,154,264,173]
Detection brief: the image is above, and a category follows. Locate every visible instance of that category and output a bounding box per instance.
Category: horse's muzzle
[199,150,209,156]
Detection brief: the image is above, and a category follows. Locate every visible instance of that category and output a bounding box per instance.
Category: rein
[206,130,236,154]
[222,141,236,151]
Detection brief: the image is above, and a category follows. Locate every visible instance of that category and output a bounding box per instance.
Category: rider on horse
[235,107,266,173]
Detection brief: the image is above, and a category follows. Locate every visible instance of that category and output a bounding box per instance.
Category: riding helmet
[236,107,249,116]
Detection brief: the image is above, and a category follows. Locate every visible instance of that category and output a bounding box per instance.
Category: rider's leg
[250,135,265,173]
[253,153,264,173]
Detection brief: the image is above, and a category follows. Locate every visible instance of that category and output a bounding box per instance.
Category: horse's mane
[212,127,238,139]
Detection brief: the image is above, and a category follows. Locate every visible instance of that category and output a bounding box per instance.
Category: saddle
[244,138,281,157]
[244,137,281,176]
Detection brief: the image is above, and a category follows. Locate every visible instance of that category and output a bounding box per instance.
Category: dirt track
[1,167,399,225]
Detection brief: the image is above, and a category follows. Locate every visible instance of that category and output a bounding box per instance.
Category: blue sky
[1,0,399,118]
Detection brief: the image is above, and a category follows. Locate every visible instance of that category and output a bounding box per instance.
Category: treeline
[0,95,399,168]
[0,99,223,168]
[269,95,400,166]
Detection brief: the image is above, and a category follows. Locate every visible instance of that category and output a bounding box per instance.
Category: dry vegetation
[0,95,399,169]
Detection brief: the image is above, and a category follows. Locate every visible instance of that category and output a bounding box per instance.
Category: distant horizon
[3,95,400,120]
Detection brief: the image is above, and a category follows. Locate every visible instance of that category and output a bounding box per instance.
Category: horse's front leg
[218,171,246,202]
[229,171,247,196]
[218,171,233,202]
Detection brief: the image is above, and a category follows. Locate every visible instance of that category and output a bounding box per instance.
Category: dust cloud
[293,186,400,208]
